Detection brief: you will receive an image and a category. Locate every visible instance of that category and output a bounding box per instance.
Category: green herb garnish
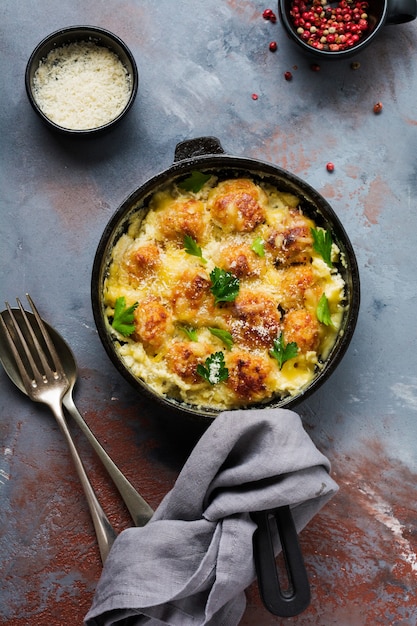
[111,297,138,337]
[269,332,299,370]
[180,325,199,341]
[197,351,229,385]
[183,235,207,263]
[251,236,265,257]
[208,327,234,350]
[178,171,211,193]
[210,267,240,305]
[311,227,333,267]
[316,293,334,327]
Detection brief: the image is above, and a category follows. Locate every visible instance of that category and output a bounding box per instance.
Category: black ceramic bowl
[25,26,138,136]
[278,0,416,60]
[91,137,360,422]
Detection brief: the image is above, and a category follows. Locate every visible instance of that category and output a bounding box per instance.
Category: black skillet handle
[173,136,225,162]
[387,0,416,23]
[251,505,311,618]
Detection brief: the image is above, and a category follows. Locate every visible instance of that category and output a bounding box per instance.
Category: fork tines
[1,294,64,385]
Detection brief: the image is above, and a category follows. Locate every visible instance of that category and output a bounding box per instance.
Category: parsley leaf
[178,171,211,193]
[183,235,207,263]
[251,236,265,257]
[111,297,138,337]
[208,327,234,350]
[210,267,240,305]
[197,351,229,385]
[317,293,334,327]
[311,227,333,267]
[269,332,299,370]
[180,325,199,341]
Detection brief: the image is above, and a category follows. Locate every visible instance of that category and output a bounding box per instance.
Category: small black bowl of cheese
[25,26,138,136]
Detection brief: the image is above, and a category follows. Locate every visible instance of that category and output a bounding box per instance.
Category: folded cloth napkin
[85,408,338,626]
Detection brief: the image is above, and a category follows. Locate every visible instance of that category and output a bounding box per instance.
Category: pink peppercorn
[284,71,293,81]
[269,41,278,51]
[263,8,277,22]
[326,162,335,172]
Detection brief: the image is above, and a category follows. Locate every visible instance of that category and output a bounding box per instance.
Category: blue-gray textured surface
[1,1,416,624]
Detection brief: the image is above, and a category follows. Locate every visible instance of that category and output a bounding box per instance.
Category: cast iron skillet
[92,136,360,421]
[91,137,360,617]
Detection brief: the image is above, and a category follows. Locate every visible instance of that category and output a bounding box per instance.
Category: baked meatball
[279,265,317,310]
[156,197,206,243]
[122,243,161,284]
[228,291,281,349]
[165,341,212,384]
[282,308,320,353]
[217,242,265,278]
[133,296,173,351]
[171,268,215,324]
[208,179,267,233]
[226,351,272,402]
[266,209,314,265]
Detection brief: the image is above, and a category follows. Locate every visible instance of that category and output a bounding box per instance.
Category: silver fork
[0,295,117,563]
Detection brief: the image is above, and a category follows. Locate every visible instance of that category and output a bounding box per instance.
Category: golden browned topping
[208,178,267,232]
[123,243,161,285]
[226,351,273,402]
[156,197,206,242]
[103,174,346,411]
[217,243,266,278]
[282,308,321,353]
[133,296,173,352]
[165,341,213,384]
[171,269,215,325]
[227,291,281,350]
[279,265,318,310]
[266,209,314,265]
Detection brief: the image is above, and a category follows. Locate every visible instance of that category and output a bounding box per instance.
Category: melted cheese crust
[103,176,346,410]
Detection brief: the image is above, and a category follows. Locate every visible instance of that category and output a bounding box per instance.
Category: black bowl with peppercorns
[278,0,416,59]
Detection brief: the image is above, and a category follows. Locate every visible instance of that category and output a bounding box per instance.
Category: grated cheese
[32,41,132,130]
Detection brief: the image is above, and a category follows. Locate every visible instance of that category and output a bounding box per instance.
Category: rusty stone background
[1,1,416,624]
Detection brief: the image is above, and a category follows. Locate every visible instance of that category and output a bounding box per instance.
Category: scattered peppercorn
[284,71,293,81]
[350,61,361,70]
[263,8,277,22]
[252,93,259,100]
[373,101,383,114]
[326,162,335,172]
[311,63,321,71]
[289,0,370,52]
[269,41,278,51]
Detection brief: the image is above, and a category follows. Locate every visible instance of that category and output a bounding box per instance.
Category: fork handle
[51,403,118,562]
[63,393,154,527]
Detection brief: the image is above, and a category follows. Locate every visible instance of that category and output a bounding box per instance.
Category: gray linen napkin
[85,408,338,626]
